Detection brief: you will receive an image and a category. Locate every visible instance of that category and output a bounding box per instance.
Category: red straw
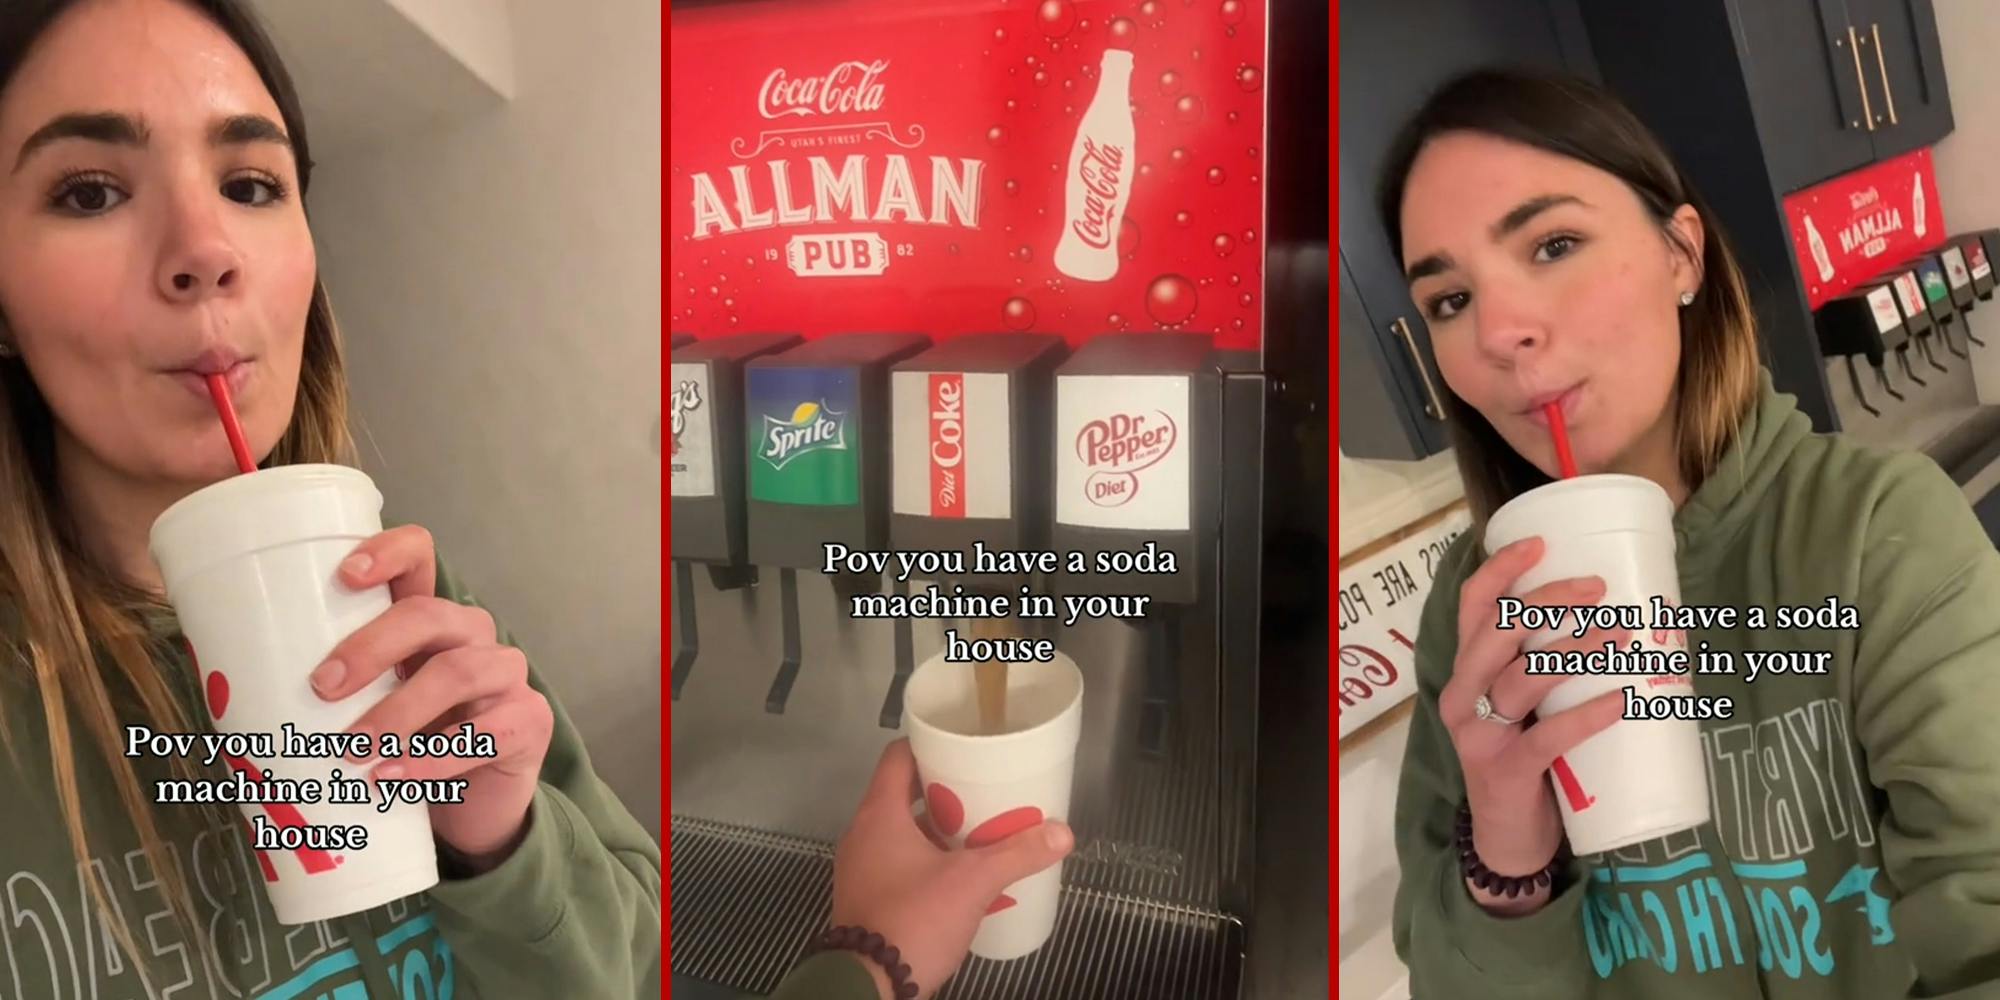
[1544,402,1578,479]
[206,374,257,474]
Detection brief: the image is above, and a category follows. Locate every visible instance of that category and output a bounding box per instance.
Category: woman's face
[0,0,312,486]
[1398,131,1701,478]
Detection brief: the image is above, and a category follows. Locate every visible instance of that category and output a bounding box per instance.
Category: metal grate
[671,816,1244,999]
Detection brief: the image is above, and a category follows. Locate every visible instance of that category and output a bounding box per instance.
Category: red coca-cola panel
[1782,147,1945,310]
[668,0,1268,351]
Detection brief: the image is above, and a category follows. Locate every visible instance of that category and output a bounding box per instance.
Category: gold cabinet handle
[1392,317,1446,421]
[1872,23,1898,125]
[1849,25,1876,131]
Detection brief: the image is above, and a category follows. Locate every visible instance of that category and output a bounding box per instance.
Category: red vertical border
[661,5,674,1000]
[1325,2,1341,998]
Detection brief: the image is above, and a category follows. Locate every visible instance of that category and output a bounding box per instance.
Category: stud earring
[1679,291,1695,307]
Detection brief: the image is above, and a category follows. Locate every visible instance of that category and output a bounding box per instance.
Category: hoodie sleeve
[1390,532,1598,998]
[767,952,889,999]
[419,555,664,999]
[1847,453,2000,998]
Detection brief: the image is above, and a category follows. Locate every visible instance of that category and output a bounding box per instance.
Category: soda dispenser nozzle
[670,332,804,700]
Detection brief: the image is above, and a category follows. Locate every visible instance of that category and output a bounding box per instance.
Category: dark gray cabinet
[1856,0,1954,163]
[1336,0,1598,460]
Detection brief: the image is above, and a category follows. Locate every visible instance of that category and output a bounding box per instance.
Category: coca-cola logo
[1076,410,1176,507]
[758,59,889,120]
[1070,138,1126,251]
[929,373,965,518]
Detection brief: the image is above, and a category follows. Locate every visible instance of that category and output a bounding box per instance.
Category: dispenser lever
[764,569,804,713]
[1846,356,1881,417]
[670,562,700,700]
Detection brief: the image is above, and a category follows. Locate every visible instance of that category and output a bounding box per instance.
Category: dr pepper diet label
[669,0,1268,350]
[748,366,860,506]
[669,362,715,498]
[1056,373,1190,530]
[892,370,1014,519]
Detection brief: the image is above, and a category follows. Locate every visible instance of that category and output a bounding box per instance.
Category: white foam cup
[150,464,439,925]
[902,649,1083,961]
[1482,474,1711,856]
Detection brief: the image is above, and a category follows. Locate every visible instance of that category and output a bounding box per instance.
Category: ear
[1665,204,1706,292]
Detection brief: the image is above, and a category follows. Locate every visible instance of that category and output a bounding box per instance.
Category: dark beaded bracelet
[815,924,919,999]
[1455,801,1569,899]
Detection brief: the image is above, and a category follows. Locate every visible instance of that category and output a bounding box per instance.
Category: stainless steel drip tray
[670,816,1245,999]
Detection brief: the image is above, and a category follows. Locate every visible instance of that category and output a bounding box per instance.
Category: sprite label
[748,366,860,506]
[1922,266,1949,304]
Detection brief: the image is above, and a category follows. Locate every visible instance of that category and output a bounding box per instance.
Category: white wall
[1933,1,2000,233]
[297,0,663,836]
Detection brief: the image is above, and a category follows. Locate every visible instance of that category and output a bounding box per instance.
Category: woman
[1383,68,2000,998]
[0,0,658,996]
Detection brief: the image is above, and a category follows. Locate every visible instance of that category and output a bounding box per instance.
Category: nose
[155,197,242,303]
[1470,283,1548,361]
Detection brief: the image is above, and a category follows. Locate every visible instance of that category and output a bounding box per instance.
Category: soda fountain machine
[667,0,1328,996]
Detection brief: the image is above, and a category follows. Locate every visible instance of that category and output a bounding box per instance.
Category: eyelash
[46,167,291,215]
[1421,231,1587,322]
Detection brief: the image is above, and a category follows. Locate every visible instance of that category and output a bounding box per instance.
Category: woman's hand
[830,739,1073,1000]
[309,525,556,874]
[1441,536,1627,914]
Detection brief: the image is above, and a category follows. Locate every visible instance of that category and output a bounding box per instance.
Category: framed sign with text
[1337,503,1471,742]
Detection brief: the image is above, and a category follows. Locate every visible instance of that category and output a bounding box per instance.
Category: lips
[1523,383,1583,425]
[166,347,254,398]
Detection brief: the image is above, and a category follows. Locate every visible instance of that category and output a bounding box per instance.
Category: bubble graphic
[1207,166,1226,185]
[743,257,756,268]
[1007,99,1018,111]
[1220,0,1244,23]
[724,297,735,308]
[1146,274,1198,326]
[1140,163,1152,175]
[1170,147,1188,166]
[1034,69,1050,86]
[1237,64,1262,91]
[949,243,961,255]
[987,126,1007,146]
[1176,94,1204,123]
[1159,70,1183,95]
[1119,217,1141,260]
[1243,228,1257,242]
[1064,78,1076,92]
[1174,210,1191,227]
[700,257,710,267]
[1232,318,1245,331]
[1003,296,1037,330]
[995,27,1008,41]
[1065,105,1075,115]
[1227,110,1240,123]
[718,273,728,283]
[1228,273,1241,286]
[1213,233,1235,257]
[727,316,739,326]
[1240,292,1253,307]
[1037,0,1075,36]
[1027,54,1038,65]
[1140,0,1160,14]
[1004,179,1020,196]
[687,286,697,297]
[1016,245,1034,262]
[1108,16,1135,40]
[675,271,685,279]
[1109,312,1124,326]
[708,286,720,297]
[1050,161,1061,172]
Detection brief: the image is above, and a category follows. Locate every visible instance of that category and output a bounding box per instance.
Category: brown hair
[0,0,354,972]
[1376,67,1763,528]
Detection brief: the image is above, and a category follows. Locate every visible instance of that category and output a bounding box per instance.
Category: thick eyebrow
[13,111,290,175]
[1404,193,1588,283]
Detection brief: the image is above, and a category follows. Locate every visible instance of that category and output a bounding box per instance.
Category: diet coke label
[758,59,889,120]
[1055,374,1190,530]
[892,370,1012,519]
[1054,48,1137,282]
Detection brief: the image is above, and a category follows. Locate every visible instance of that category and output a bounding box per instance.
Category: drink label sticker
[1921,263,1949,304]
[668,1,1267,349]
[670,362,716,498]
[1895,273,1923,318]
[747,366,861,506]
[1945,246,1971,289]
[891,371,1013,519]
[1867,287,1901,335]
[1055,374,1190,531]
[1972,241,1993,280]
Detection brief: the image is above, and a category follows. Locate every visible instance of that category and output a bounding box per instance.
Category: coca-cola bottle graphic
[1054,48,1137,282]
[1805,213,1835,283]
[1914,171,1928,239]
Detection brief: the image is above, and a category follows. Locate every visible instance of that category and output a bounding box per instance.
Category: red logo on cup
[929,373,966,518]
[1077,410,1177,508]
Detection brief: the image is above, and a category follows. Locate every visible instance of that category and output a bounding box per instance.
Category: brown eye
[1534,234,1582,263]
[50,173,128,215]
[223,175,286,206]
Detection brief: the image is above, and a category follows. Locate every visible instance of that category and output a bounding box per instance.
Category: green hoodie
[1393,371,2000,998]
[0,553,661,999]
